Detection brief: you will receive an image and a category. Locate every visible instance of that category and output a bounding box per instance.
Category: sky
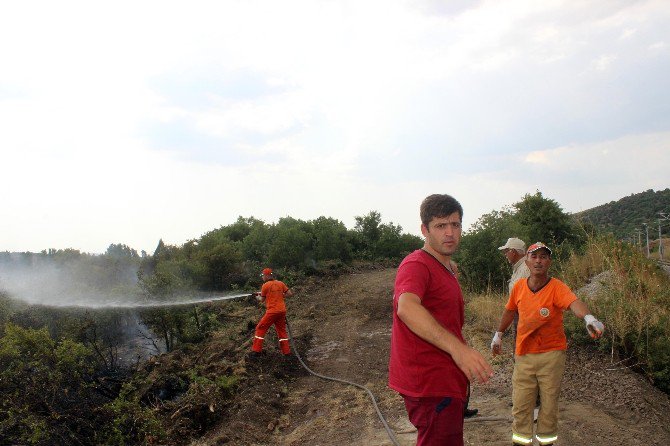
[1,0,669,255]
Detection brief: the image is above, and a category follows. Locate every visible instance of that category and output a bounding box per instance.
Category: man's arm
[397,292,493,383]
[496,309,516,333]
[569,299,605,339]
[568,299,589,319]
[284,289,294,298]
[491,309,516,355]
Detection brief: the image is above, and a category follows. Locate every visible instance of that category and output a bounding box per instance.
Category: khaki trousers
[512,350,566,444]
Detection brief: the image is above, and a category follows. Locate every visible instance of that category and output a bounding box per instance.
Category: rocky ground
[183,268,670,446]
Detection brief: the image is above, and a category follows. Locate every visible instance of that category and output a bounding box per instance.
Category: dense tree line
[140,212,422,295]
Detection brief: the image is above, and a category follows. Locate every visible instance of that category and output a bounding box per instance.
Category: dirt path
[274,268,670,446]
[188,267,670,445]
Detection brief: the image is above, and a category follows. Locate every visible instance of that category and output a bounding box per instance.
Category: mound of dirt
[148,268,670,446]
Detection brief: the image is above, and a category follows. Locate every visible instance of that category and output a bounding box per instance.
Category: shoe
[464,408,478,418]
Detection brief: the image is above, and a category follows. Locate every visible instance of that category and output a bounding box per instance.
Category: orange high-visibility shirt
[261,279,289,313]
[505,278,577,356]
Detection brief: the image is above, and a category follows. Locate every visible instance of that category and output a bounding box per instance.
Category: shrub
[101,382,165,445]
[0,324,104,445]
[560,235,670,393]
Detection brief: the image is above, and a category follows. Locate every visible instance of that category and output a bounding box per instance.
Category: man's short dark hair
[420,194,463,227]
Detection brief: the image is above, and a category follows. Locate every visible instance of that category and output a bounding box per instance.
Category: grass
[466,234,670,394]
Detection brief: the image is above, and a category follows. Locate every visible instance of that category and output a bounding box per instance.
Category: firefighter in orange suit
[251,268,293,355]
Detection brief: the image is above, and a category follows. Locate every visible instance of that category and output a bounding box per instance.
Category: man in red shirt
[389,194,493,446]
[491,242,605,446]
[251,267,293,356]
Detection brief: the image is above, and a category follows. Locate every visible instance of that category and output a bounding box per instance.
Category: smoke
[0,252,135,307]
[0,252,249,309]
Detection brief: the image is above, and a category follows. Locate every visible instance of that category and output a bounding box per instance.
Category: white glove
[491,331,503,355]
[584,314,605,339]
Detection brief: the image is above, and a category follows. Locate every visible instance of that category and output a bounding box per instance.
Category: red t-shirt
[388,249,468,399]
[505,278,577,356]
[261,279,289,313]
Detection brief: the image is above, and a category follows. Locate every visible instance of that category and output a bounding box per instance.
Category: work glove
[584,314,605,339]
[490,331,503,355]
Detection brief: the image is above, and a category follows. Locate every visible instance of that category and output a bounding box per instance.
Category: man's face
[525,249,552,276]
[421,212,462,257]
[503,249,517,264]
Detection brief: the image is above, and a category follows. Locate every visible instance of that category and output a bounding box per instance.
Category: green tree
[514,191,580,248]
[268,217,313,268]
[311,216,352,262]
[220,216,264,242]
[196,241,243,290]
[456,207,524,292]
[354,211,382,253]
[105,243,139,259]
[241,220,272,262]
[137,261,195,352]
[376,222,420,259]
[457,192,584,293]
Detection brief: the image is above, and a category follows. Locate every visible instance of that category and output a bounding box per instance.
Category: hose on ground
[286,318,401,446]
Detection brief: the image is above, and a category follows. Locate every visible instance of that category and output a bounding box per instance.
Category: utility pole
[643,223,650,258]
[660,219,664,260]
[660,212,670,260]
[635,229,642,249]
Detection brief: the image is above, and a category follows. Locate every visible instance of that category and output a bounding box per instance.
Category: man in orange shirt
[491,242,604,446]
[251,267,294,356]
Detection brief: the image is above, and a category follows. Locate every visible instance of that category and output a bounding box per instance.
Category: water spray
[0,291,254,310]
[53,293,255,310]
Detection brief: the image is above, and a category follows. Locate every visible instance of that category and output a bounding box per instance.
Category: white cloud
[649,41,666,51]
[591,54,618,71]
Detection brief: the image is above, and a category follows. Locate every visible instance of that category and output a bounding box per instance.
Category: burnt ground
[178,268,670,446]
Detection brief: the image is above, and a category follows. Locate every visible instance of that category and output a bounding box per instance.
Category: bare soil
[185,268,670,446]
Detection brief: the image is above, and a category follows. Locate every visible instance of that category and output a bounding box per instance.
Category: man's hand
[396,292,494,383]
[490,331,503,356]
[451,342,494,384]
[584,315,605,339]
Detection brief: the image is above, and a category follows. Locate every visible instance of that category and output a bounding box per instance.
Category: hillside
[140,268,670,446]
[574,188,670,240]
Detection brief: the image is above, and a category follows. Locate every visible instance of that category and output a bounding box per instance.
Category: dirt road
[193,268,670,445]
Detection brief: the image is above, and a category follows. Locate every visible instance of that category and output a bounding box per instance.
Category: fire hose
[284,317,510,443]
[285,318,402,446]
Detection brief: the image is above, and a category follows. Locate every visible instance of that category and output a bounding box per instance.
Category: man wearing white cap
[498,237,531,295]
[498,237,531,364]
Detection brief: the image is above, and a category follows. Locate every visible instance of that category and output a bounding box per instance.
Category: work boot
[464,408,478,418]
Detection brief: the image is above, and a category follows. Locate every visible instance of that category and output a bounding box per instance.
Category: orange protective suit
[252,279,291,354]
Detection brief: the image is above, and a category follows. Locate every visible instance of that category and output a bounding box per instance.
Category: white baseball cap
[498,237,526,251]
